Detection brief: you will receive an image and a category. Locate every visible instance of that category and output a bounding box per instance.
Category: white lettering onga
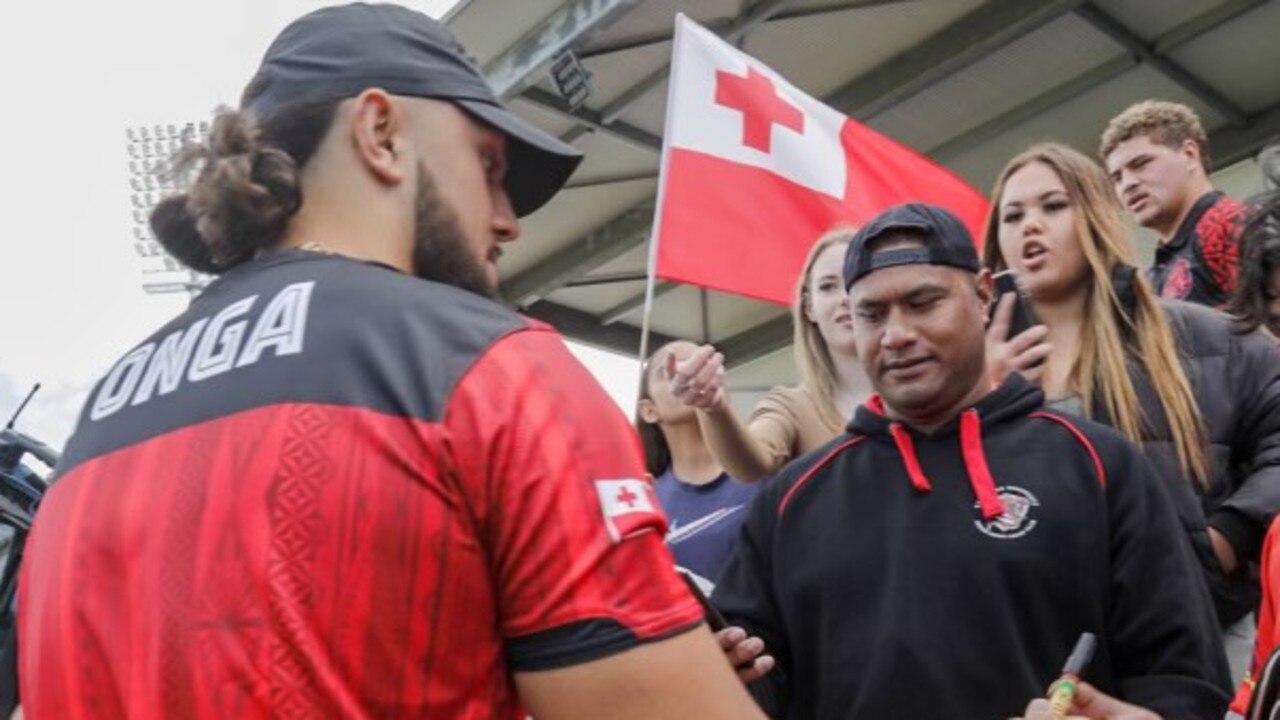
[89,344,155,421]
[187,296,258,382]
[90,281,315,421]
[236,281,313,367]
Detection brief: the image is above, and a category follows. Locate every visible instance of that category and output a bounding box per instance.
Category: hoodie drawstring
[889,423,931,492]
[888,412,1007,521]
[960,410,1006,520]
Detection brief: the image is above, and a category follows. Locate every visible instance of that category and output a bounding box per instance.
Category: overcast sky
[0,0,640,450]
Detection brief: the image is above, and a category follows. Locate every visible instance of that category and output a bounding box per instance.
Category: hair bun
[166,108,302,271]
[149,195,223,275]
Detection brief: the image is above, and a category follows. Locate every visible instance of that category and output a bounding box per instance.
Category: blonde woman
[666,229,871,481]
[985,142,1280,680]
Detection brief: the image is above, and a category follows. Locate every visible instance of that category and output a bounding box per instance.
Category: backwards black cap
[843,203,981,290]
[244,2,582,217]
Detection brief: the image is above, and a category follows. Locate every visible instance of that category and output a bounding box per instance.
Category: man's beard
[411,162,498,300]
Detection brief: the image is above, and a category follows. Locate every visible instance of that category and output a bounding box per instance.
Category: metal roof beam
[1074,3,1248,127]
[441,0,477,24]
[1152,0,1266,53]
[564,270,648,288]
[522,301,677,358]
[929,57,1133,163]
[563,170,659,189]
[718,314,793,368]
[500,202,655,308]
[1211,102,1280,170]
[522,298,788,371]
[600,280,679,325]
[826,0,1087,120]
[525,300,778,371]
[596,0,795,127]
[485,0,646,100]
[544,305,790,367]
[576,0,913,59]
[929,0,1264,162]
[521,87,662,152]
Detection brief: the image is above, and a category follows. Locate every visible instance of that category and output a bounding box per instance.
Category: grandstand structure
[132,0,1280,412]
[445,0,1280,412]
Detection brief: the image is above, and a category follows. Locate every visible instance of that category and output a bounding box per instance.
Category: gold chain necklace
[298,241,334,255]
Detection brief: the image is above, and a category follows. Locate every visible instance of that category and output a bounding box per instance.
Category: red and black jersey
[1149,191,1246,308]
[19,250,701,719]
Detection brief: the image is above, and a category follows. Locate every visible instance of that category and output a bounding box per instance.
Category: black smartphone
[679,571,728,631]
[990,270,1039,339]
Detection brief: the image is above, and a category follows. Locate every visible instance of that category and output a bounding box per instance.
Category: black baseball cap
[843,203,981,290]
[243,2,582,217]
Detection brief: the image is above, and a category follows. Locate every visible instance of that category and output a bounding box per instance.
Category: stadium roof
[449,0,1280,407]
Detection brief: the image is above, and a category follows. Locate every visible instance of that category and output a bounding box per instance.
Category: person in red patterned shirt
[17,5,769,719]
[1101,99,1247,308]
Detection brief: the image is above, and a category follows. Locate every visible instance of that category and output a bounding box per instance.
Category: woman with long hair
[636,341,758,587]
[664,228,872,481]
[985,142,1280,681]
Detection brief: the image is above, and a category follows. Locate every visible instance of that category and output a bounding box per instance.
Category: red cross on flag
[594,478,664,542]
[652,15,991,305]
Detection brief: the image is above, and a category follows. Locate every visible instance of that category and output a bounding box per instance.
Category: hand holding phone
[679,571,728,631]
[989,270,1040,339]
[678,571,775,684]
[985,271,1051,384]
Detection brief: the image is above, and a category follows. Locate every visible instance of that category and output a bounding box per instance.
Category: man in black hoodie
[712,203,1229,719]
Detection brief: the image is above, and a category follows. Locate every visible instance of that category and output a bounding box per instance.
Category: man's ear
[974,268,994,309]
[349,88,408,186]
[637,398,660,424]
[1180,138,1205,174]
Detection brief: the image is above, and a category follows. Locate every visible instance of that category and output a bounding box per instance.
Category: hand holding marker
[1048,632,1097,719]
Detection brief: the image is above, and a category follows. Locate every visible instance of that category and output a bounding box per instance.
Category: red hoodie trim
[960,410,1006,520]
[866,395,887,415]
[778,436,867,516]
[1029,412,1106,489]
[889,424,932,493]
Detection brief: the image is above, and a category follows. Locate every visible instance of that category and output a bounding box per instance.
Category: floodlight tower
[125,122,211,299]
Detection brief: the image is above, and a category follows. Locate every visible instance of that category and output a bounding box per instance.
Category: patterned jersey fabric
[19,251,701,719]
[1149,191,1246,308]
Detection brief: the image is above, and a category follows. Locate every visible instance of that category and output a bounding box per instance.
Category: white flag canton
[595,478,661,542]
[665,15,847,199]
